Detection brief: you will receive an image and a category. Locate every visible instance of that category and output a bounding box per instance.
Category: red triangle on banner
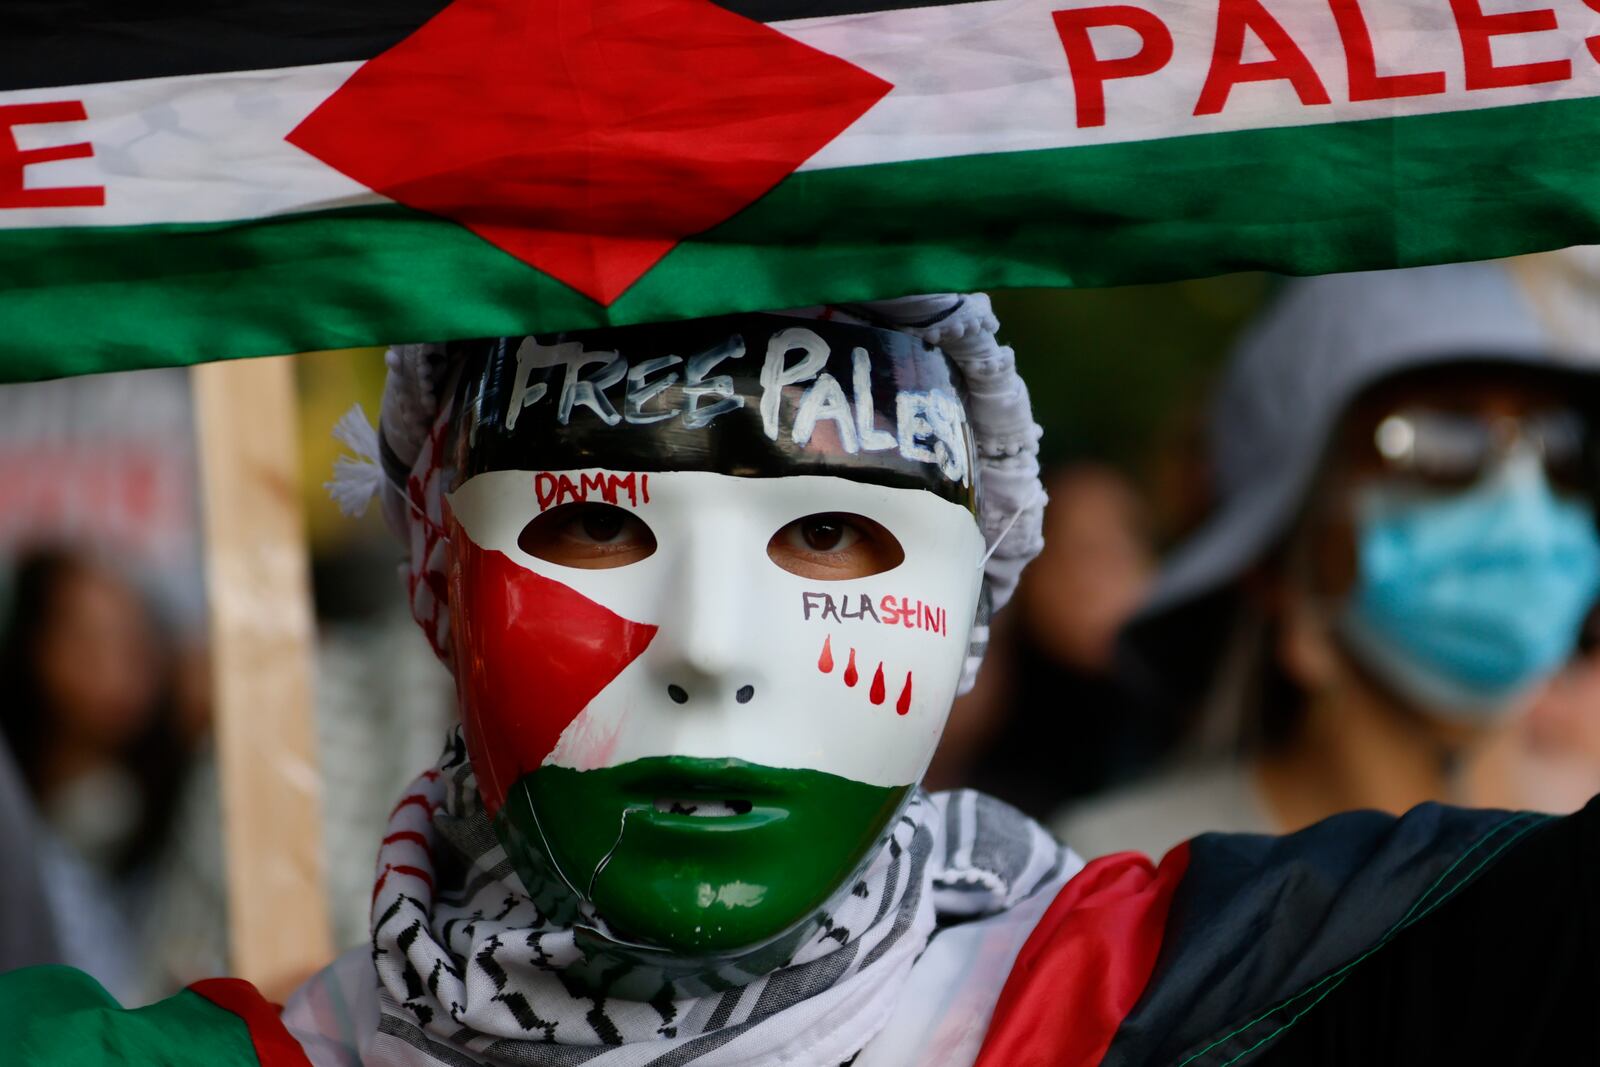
[288,0,892,305]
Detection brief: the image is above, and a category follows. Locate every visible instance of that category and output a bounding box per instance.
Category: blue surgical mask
[1337,452,1600,720]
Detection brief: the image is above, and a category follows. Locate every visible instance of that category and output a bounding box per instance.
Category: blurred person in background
[928,463,1163,817]
[1515,609,1600,811]
[0,735,59,972]
[1058,261,1600,858]
[1501,249,1600,810]
[0,546,195,999]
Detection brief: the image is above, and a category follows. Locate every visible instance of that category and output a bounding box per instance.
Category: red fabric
[190,978,313,1067]
[289,0,890,305]
[973,844,1191,1067]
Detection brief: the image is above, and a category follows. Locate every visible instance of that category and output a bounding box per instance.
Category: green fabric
[3,96,1599,381]
[0,966,261,1067]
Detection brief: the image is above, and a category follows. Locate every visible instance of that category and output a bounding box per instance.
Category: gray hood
[1121,260,1599,710]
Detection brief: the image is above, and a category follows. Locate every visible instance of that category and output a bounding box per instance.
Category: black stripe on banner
[713,0,980,21]
[1,0,981,93]
[0,1,450,92]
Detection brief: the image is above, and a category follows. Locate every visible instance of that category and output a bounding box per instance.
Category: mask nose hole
[667,683,756,704]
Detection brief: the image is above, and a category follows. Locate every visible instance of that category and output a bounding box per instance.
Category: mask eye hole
[767,512,904,580]
[519,503,658,569]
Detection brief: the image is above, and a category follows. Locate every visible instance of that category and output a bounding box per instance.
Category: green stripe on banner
[0,966,265,1067]
[3,95,1600,381]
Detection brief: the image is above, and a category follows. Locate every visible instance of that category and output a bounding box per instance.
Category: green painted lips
[498,757,906,958]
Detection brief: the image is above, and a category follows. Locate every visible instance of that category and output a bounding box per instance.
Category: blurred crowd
[3,253,1600,992]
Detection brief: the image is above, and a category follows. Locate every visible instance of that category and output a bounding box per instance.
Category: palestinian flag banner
[6,0,1600,381]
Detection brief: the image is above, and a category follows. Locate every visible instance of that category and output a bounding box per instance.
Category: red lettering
[1581,0,1600,65]
[921,603,937,632]
[901,599,918,629]
[535,472,560,511]
[607,472,639,506]
[1195,0,1332,116]
[1329,0,1447,99]
[540,471,647,508]
[0,101,104,209]
[880,595,900,626]
[1449,0,1570,89]
[1053,6,1175,128]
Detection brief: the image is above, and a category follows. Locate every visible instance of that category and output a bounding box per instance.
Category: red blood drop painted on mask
[449,522,657,816]
[843,648,859,687]
[896,672,912,716]
[869,663,886,705]
[818,635,834,673]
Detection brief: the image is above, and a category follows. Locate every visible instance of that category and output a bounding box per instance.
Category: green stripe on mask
[497,758,906,960]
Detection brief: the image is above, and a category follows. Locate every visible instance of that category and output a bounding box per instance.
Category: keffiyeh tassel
[325,403,385,518]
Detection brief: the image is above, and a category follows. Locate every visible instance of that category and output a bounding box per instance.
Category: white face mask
[447,466,985,788]
[436,311,985,968]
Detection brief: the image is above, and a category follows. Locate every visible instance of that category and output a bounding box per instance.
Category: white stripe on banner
[779,0,1600,170]
[0,62,381,229]
[5,1,1600,230]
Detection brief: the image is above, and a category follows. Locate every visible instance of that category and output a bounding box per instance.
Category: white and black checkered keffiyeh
[363,733,1067,1067]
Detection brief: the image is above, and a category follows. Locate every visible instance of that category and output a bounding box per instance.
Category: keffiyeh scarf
[365,734,1066,1067]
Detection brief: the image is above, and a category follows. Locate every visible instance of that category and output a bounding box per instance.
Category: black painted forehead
[448,313,976,510]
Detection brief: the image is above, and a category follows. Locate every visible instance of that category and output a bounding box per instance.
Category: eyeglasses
[1369,408,1595,493]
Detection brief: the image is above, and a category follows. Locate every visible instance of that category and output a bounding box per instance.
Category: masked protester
[307,296,1072,1067]
[4,292,1598,1067]
[1060,261,1600,860]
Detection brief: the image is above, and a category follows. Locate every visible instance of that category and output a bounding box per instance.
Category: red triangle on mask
[449,535,657,815]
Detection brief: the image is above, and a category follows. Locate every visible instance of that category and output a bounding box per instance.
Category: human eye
[518,503,657,569]
[767,513,904,579]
